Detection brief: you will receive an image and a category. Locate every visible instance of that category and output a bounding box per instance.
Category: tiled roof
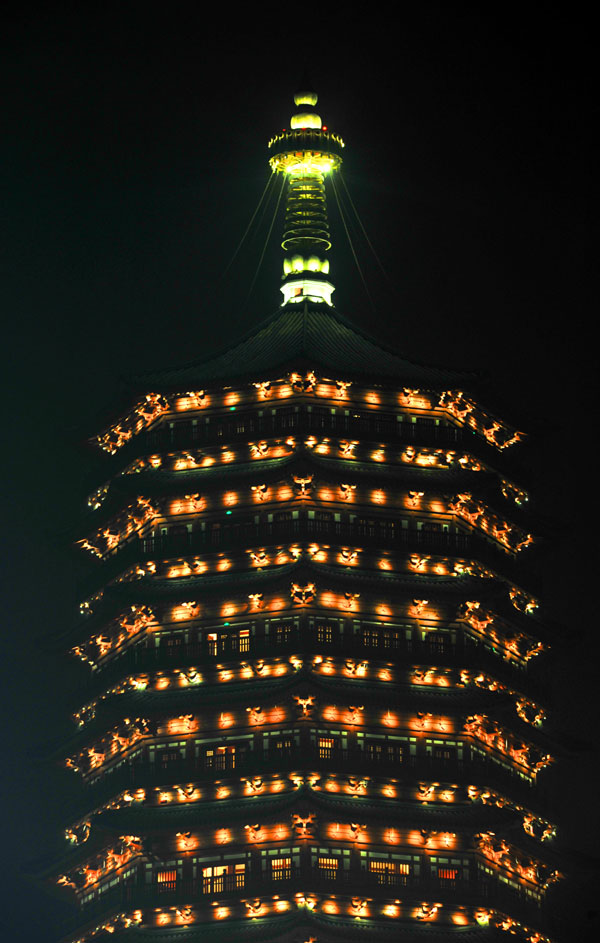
[132,304,471,391]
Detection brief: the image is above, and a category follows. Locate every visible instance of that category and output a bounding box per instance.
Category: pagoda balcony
[60,868,548,936]
[78,631,548,704]
[105,406,525,476]
[80,515,529,594]
[80,747,549,816]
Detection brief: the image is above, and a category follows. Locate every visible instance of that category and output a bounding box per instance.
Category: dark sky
[1,6,593,941]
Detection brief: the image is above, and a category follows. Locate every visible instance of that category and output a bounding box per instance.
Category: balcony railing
[101,406,527,491]
[78,621,547,708]
[63,867,546,936]
[80,515,527,598]
[130,410,468,458]
[80,743,548,817]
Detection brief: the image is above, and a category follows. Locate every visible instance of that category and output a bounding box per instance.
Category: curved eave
[127,304,473,393]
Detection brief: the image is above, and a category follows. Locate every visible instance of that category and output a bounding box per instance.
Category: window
[314,510,333,532]
[165,636,182,654]
[433,743,455,762]
[366,741,403,765]
[231,628,251,653]
[273,622,292,644]
[318,737,337,760]
[204,745,236,771]
[316,622,334,644]
[426,631,450,655]
[202,863,245,894]
[272,736,294,757]
[271,857,292,881]
[369,860,410,885]
[156,869,177,891]
[437,867,458,885]
[361,627,379,647]
[317,857,338,880]
[382,629,400,649]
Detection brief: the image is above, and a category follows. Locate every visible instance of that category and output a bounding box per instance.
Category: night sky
[1,7,593,941]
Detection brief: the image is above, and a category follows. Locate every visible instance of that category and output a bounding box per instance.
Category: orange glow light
[167,715,198,735]
[323,705,339,722]
[176,831,198,851]
[322,900,339,914]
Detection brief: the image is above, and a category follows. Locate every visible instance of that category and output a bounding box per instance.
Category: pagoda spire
[268,89,344,307]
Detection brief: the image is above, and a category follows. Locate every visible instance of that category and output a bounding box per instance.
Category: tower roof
[130,303,470,392]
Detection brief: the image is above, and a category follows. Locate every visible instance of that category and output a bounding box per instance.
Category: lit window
[156,869,176,890]
[317,857,338,880]
[271,857,291,880]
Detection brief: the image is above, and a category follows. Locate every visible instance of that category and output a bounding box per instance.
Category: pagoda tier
[49,91,561,943]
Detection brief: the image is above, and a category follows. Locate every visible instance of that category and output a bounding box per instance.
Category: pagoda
[50,89,562,943]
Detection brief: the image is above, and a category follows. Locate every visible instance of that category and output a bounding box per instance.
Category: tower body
[50,93,561,943]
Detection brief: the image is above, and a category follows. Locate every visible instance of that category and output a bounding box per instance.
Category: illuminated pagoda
[51,89,562,943]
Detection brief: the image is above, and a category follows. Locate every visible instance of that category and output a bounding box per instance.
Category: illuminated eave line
[67,676,499,746]
[108,471,508,513]
[88,449,524,503]
[79,551,540,624]
[77,485,536,564]
[94,418,526,487]
[73,675,506,737]
[75,799,521,845]
[61,580,537,652]
[75,661,547,725]
[60,897,554,943]
[66,778,555,848]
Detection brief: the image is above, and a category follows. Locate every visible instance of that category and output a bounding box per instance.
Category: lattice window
[316,622,333,643]
[437,866,458,886]
[156,869,177,891]
[369,860,410,884]
[318,737,336,759]
[202,863,245,894]
[317,857,338,880]
[382,629,400,649]
[273,623,292,644]
[231,628,250,653]
[361,627,379,647]
[204,745,236,771]
[273,737,293,756]
[271,857,292,880]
